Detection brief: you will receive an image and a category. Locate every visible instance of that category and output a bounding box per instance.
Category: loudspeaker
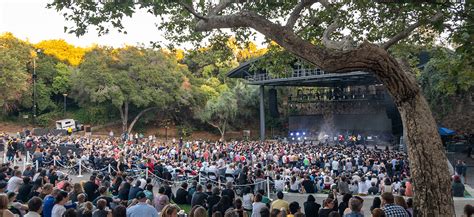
[269,88,279,118]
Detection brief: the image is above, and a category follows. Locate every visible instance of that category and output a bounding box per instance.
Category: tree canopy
[0,33,32,113]
[74,46,187,133]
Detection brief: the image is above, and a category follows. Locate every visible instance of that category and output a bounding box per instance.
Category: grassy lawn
[465,190,472,197]
[173,203,192,214]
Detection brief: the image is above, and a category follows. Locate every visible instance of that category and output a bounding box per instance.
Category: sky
[0,0,253,49]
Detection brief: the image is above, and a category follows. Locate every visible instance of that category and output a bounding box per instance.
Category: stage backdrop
[289,113,392,133]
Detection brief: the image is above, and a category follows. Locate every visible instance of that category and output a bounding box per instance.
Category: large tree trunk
[325,44,454,216]
[127,107,158,134]
[399,93,453,216]
[325,45,454,216]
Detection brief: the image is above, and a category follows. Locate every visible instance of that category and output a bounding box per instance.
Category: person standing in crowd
[371,208,386,217]
[174,182,188,205]
[318,198,335,217]
[192,185,208,208]
[271,191,289,212]
[207,187,221,217]
[43,188,61,217]
[212,195,232,214]
[381,192,409,217]
[160,204,179,217]
[252,194,266,217]
[0,194,14,217]
[24,197,42,217]
[221,182,236,203]
[7,170,23,193]
[128,180,143,200]
[17,177,32,203]
[288,202,302,217]
[370,197,382,213]
[154,186,169,213]
[338,194,352,216]
[112,205,127,217]
[304,195,321,217]
[127,192,158,217]
[83,176,99,202]
[234,199,248,217]
[343,198,364,217]
[338,177,350,195]
[92,199,110,217]
[464,204,474,217]
[51,191,69,217]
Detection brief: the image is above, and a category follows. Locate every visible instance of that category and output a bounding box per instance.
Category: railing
[244,68,326,82]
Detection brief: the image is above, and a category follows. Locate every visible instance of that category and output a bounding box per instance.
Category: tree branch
[127,107,159,134]
[286,0,319,29]
[322,19,356,51]
[381,11,443,50]
[195,11,325,65]
[178,1,208,21]
[209,0,235,16]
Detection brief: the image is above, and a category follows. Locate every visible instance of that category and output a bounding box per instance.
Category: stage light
[292,137,295,140]
[303,132,306,135]
[304,137,307,140]
[290,133,294,136]
[296,132,300,136]
[297,137,301,140]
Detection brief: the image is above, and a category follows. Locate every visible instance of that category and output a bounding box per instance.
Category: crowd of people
[0,131,471,217]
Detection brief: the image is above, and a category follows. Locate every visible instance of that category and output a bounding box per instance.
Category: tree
[48,1,471,215]
[73,46,185,133]
[35,39,87,66]
[198,87,237,140]
[0,33,32,114]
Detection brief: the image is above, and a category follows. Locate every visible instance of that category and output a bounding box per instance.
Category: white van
[55,119,84,132]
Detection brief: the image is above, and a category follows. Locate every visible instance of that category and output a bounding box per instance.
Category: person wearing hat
[127,191,158,217]
[452,175,465,197]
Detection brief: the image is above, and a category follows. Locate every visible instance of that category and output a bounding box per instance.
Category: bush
[177,124,195,139]
[72,106,115,125]
[36,111,62,127]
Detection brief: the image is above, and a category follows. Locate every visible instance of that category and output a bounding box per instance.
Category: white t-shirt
[332,160,339,170]
[274,180,285,192]
[7,176,23,192]
[358,181,368,194]
[51,204,66,217]
[243,194,254,210]
[252,202,266,217]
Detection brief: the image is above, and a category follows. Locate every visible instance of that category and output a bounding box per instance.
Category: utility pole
[63,93,68,117]
[32,53,37,126]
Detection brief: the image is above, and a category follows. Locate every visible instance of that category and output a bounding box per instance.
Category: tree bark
[127,107,159,134]
[119,102,129,134]
[209,121,226,141]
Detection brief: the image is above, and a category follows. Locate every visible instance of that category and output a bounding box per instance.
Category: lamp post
[32,49,41,126]
[63,93,68,117]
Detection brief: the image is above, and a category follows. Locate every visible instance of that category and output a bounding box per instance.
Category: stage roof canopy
[227,58,381,87]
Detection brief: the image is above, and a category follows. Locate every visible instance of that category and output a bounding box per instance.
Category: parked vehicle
[55,119,84,132]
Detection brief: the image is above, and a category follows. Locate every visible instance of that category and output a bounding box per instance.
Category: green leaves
[73,46,185,115]
[0,33,32,113]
